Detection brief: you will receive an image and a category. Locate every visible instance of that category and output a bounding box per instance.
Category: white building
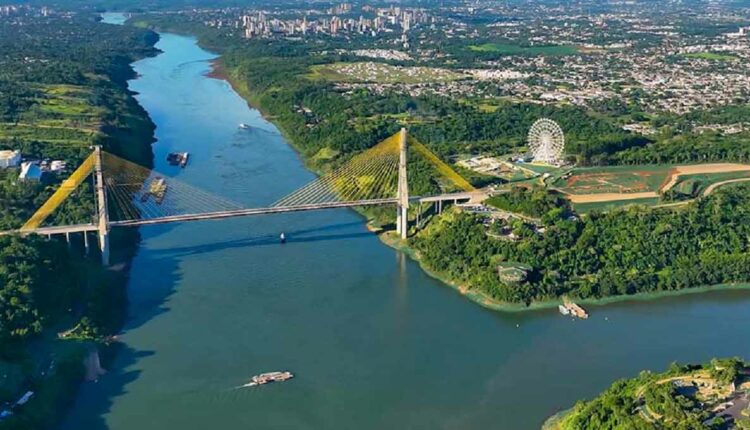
[0,150,21,168]
[49,160,66,173]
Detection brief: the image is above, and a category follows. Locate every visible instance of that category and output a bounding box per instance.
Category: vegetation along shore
[127,12,750,313]
[0,12,158,427]
[543,357,750,429]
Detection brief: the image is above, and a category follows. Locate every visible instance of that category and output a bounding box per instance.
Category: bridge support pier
[396,128,409,240]
[416,202,421,231]
[98,232,109,266]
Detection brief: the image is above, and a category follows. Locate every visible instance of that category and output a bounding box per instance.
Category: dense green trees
[0,12,157,428]
[133,13,750,308]
[132,14,650,172]
[0,236,77,347]
[0,13,158,230]
[416,184,750,304]
[554,358,747,430]
[0,12,156,339]
[485,187,569,219]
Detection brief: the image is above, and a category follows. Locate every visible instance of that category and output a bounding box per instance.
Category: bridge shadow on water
[62,220,378,429]
[148,220,377,258]
[61,224,186,430]
[62,344,155,430]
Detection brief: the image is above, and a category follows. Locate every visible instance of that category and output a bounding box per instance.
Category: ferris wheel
[527,118,565,165]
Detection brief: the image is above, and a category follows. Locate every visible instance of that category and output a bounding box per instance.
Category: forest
[128,13,750,175]
[415,184,750,305]
[128,13,750,308]
[485,187,570,220]
[552,358,749,430]
[0,12,157,428]
[129,14,650,172]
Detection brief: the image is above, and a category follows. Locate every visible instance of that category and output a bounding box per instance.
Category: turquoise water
[62,16,750,430]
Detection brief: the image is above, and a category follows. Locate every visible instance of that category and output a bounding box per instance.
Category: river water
[62,15,750,430]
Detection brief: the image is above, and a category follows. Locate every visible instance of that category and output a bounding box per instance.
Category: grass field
[671,170,750,196]
[572,197,662,214]
[309,62,465,84]
[0,84,103,148]
[683,52,738,61]
[520,163,562,175]
[468,43,578,56]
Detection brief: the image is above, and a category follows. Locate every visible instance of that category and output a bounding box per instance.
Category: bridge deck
[110,199,399,227]
[1,223,99,236]
[4,191,489,235]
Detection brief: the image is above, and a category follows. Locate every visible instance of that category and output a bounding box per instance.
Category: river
[61,14,750,430]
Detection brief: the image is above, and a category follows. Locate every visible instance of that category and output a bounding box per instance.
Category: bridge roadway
[4,190,488,236]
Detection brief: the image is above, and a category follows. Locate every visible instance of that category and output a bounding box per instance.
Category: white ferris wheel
[527,118,565,165]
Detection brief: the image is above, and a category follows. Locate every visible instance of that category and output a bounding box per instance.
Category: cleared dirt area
[560,163,750,204]
[566,191,659,203]
[659,163,750,192]
[560,169,665,195]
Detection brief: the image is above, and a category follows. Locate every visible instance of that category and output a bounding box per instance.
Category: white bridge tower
[396,128,409,240]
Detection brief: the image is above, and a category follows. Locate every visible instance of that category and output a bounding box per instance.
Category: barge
[141,177,167,204]
[167,152,189,168]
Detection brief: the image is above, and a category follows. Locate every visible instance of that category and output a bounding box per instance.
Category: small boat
[239,123,251,130]
[241,371,294,387]
[558,304,570,316]
[280,232,286,244]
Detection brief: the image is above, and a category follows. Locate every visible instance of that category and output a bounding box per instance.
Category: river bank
[380,225,750,314]
[205,58,322,172]
[0,14,159,429]
[56,22,750,430]
[203,50,750,317]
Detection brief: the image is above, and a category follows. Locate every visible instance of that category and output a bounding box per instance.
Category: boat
[280,232,286,244]
[239,123,251,130]
[558,304,570,316]
[242,371,294,387]
[166,152,189,168]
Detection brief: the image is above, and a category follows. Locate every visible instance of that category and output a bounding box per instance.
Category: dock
[559,300,589,319]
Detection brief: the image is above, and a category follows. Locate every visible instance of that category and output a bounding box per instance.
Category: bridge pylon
[93,146,110,266]
[396,128,409,239]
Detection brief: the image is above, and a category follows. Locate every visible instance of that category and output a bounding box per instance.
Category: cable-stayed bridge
[6,129,486,264]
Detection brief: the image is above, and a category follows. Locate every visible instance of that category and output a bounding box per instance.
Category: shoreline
[378,230,750,313]
[204,46,750,316]
[205,58,323,174]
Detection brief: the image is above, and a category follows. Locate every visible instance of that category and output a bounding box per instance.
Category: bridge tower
[93,146,110,266]
[396,128,409,239]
